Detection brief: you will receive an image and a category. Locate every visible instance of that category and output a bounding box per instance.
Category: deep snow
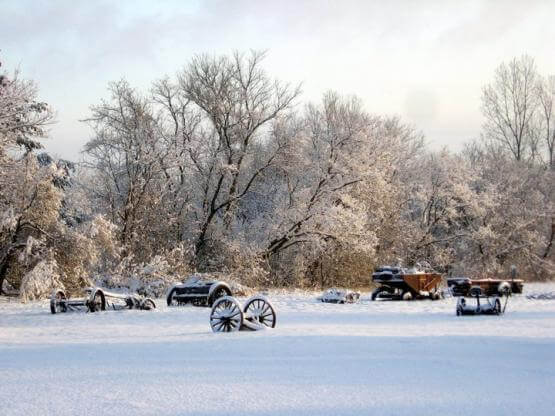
[1,284,555,416]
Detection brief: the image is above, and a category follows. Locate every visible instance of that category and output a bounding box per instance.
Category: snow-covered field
[2,284,555,416]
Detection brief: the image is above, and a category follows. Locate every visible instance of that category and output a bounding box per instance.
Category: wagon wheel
[371,287,388,301]
[141,298,156,310]
[89,290,106,312]
[430,288,442,300]
[497,281,512,297]
[494,298,502,315]
[208,285,231,307]
[243,297,276,328]
[210,296,243,332]
[166,287,178,306]
[50,290,67,314]
[348,293,360,303]
[402,290,413,301]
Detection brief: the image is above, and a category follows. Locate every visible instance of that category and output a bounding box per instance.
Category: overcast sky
[2,0,555,160]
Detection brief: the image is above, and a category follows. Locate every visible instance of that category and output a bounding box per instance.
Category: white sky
[2,0,555,160]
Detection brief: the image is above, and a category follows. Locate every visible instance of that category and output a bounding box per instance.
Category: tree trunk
[543,217,555,259]
[0,218,23,295]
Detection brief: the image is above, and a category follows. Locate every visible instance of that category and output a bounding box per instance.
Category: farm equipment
[447,277,523,297]
[456,286,509,316]
[318,288,360,304]
[167,274,232,307]
[50,287,156,314]
[209,295,276,332]
[371,266,443,300]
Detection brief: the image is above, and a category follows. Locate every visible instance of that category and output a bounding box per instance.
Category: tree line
[0,52,553,299]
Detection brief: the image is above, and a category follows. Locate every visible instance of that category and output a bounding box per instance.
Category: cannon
[456,286,509,316]
[167,274,232,307]
[371,266,443,300]
[209,295,276,332]
[50,287,156,314]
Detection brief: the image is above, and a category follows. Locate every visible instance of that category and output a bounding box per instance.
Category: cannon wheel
[142,298,156,310]
[243,296,276,328]
[89,290,106,312]
[208,285,232,307]
[210,296,243,332]
[50,290,67,314]
[166,287,178,306]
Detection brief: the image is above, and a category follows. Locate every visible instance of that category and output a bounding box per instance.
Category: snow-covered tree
[0,58,56,294]
[83,80,171,256]
[0,60,54,156]
[462,148,554,278]
[177,50,301,255]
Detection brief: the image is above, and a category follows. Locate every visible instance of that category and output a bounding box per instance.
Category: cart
[209,295,276,332]
[50,287,156,314]
[371,266,443,300]
[447,277,523,297]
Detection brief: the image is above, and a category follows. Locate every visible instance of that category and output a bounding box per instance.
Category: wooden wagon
[371,266,443,300]
[447,277,523,297]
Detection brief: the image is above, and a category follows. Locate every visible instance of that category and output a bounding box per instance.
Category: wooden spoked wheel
[50,290,67,314]
[89,291,106,312]
[243,297,276,328]
[141,298,156,310]
[208,286,231,307]
[210,296,243,332]
[494,298,502,315]
[166,288,178,306]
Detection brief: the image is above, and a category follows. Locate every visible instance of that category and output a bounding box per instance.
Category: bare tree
[177,50,301,254]
[536,75,555,169]
[83,80,169,251]
[481,55,538,162]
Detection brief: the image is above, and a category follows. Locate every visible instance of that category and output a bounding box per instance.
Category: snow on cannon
[50,287,156,314]
[371,265,444,301]
[209,295,276,333]
[455,284,511,316]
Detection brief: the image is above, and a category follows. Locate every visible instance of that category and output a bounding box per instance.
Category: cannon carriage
[50,287,156,314]
[167,275,232,307]
[209,295,276,332]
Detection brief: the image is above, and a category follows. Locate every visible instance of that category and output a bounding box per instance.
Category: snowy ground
[1,283,555,416]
